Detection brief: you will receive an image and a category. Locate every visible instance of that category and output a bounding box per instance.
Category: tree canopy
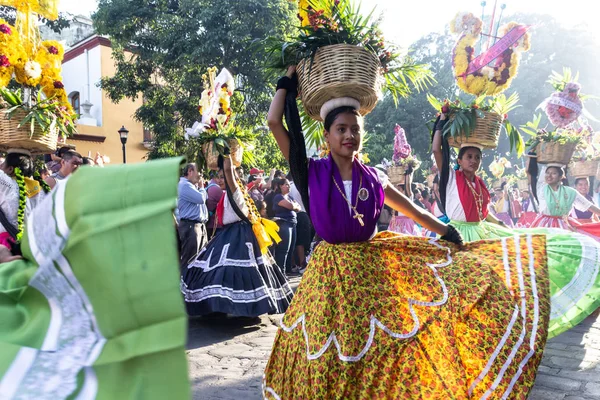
[92,0,296,171]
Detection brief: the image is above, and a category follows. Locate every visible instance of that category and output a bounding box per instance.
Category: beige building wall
[66,43,149,164]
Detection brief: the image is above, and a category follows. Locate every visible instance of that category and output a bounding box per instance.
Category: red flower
[472,104,479,109]
[0,24,11,35]
[53,81,64,89]
[48,46,59,55]
[0,55,10,68]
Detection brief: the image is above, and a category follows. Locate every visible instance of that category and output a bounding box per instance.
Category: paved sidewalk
[188,284,600,400]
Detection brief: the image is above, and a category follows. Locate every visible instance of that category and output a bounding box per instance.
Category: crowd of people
[1,69,600,399]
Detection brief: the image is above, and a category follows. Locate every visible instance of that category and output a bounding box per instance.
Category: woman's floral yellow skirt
[263,232,550,399]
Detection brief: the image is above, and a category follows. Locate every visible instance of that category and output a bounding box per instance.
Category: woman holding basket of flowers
[262,65,550,399]
[433,114,600,340]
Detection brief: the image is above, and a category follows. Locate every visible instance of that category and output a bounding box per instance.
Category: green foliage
[265,0,392,68]
[0,87,77,137]
[93,0,297,168]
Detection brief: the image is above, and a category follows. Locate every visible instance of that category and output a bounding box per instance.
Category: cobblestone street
[188,278,600,400]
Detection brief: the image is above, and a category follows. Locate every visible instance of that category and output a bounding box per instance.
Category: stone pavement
[188,279,600,400]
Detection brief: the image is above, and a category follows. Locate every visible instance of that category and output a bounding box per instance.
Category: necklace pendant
[358,187,369,202]
[353,212,365,226]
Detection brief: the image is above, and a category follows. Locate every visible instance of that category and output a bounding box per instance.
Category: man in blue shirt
[177,163,209,269]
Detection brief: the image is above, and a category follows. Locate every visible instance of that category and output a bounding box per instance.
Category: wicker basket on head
[388,166,406,186]
[517,179,529,192]
[202,139,243,171]
[569,159,599,178]
[536,141,577,165]
[426,173,435,188]
[446,110,503,150]
[0,109,59,154]
[297,44,382,121]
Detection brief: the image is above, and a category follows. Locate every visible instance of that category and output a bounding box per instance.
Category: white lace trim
[550,233,600,319]
[181,282,291,303]
[469,234,538,397]
[188,243,264,271]
[0,182,106,399]
[277,238,452,363]
[478,234,540,399]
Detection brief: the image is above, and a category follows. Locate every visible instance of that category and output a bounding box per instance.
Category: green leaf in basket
[427,94,443,112]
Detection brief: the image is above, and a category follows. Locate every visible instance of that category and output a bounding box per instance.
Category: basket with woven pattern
[446,110,503,149]
[297,44,382,121]
[536,142,577,165]
[202,139,243,171]
[569,160,599,178]
[388,166,406,185]
[517,179,529,192]
[0,109,59,154]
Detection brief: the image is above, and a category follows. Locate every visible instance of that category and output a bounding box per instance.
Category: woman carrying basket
[433,115,600,339]
[262,66,551,399]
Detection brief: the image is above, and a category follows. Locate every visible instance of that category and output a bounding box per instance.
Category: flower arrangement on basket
[387,124,420,185]
[513,166,529,191]
[429,5,530,156]
[427,92,524,155]
[541,68,597,128]
[0,11,76,153]
[524,123,585,166]
[521,70,597,167]
[185,67,255,170]
[266,0,434,147]
[450,10,531,97]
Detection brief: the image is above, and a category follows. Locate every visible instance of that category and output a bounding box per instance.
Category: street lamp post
[118,125,129,164]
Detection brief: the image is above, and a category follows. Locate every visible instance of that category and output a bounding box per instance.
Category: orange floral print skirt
[263,231,550,399]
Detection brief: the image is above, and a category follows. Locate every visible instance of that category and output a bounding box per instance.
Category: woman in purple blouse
[261,67,550,399]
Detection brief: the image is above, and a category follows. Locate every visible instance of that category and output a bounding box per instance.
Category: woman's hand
[0,245,21,263]
[286,65,296,78]
[440,224,464,247]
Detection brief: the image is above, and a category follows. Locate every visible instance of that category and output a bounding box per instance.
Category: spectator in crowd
[289,176,314,274]
[44,150,83,189]
[247,175,264,202]
[82,156,95,166]
[177,163,208,269]
[272,177,301,275]
[45,146,72,173]
[254,199,268,219]
[206,169,225,238]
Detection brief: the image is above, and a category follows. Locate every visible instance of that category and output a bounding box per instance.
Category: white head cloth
[546,162,565,168]
[460,142,484,151]
[320,97,360,121]
[7,148,32,156]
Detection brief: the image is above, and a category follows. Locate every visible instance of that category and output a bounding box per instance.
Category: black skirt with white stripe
[181,221,294,317]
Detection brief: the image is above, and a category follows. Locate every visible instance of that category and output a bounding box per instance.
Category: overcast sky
[59,0,599,48]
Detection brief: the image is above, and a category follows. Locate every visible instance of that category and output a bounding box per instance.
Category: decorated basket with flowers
[513,167,529,191]
[522,67,592,167]
[450,10,531,97]
[524,125,583,166]
[430,5,530,155]
[541,68,597,129]
[387,124,420,185]
[266,0,433,145]
[0,6,76,154]
[567,131,600,178]
[185,67,254,171]
[428,92,524,155]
